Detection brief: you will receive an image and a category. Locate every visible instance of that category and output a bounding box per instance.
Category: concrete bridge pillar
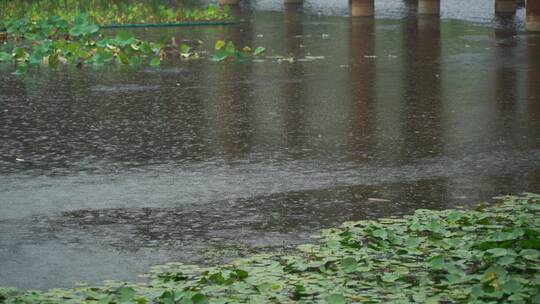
[527,0,540,31]
[351,0,375,17]
[219,0,240,5]
[418,0,440,15]
[495,0,517,14]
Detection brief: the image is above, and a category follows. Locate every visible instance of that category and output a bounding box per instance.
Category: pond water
[1,0,540,290]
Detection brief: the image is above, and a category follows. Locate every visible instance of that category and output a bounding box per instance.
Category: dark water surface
[1,0,540,289]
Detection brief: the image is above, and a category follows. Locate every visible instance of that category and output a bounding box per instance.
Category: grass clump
[0,1,231,25]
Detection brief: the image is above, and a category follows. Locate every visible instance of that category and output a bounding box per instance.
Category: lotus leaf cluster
[212,39,266,62]
[1,194,539,303]
[0,13,269,75]
[0,15,165,74]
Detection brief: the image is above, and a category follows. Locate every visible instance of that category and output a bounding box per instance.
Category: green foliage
[0,2,235,74]
[68,15,99,37]
[0,1,231,25]
[0,15,163,74]
[212,40,266,62]
[150,58,161,66]
[253,46,266,56]
[3,194,540,303]
[214,39,225,51]
[0,13,266,74]
[340,257,357,273]
[0,51,11,62]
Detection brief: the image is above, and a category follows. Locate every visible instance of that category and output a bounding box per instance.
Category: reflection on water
[1,7,540,290]
[349,17,375,161]
[283,5,307,152]
[528,28,540,149]
[408,16,441,160]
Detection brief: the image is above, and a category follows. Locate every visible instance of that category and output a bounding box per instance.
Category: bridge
[218,0,540,31]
